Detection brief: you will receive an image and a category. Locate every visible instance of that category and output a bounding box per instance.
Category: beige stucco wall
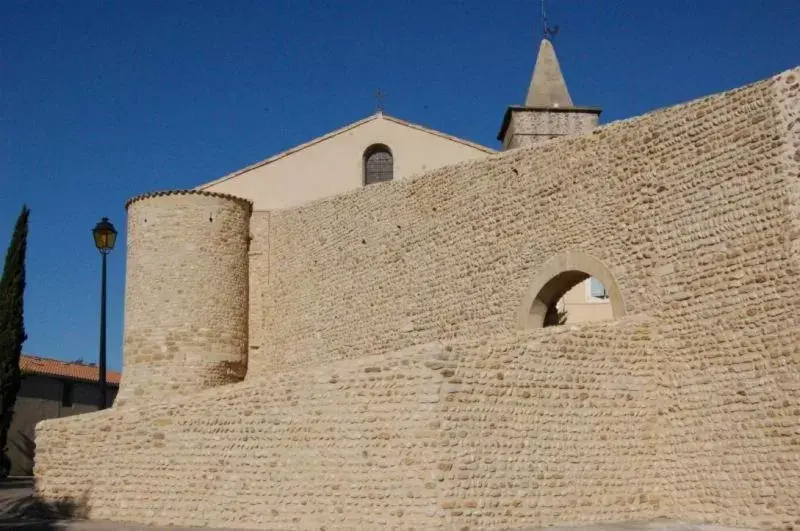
[199,114,492,211]
[34,67,800,530]
[560,281,613,323]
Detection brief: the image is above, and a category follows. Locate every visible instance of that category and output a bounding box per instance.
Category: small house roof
[20,354,121,386]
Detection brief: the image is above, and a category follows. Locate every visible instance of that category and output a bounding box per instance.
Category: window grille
[364,145,393,185]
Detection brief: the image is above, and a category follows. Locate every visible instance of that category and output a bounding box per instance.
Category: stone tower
[498,38,601,149]
[114,190,252,407]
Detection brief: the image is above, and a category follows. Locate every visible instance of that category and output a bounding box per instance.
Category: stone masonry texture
[34,67,800,530]
[502,108,600,149]
[115,191,252,407]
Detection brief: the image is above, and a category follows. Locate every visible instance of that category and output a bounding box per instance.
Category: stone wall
[34,67,800,529]
[37,319,671,529]
[500,107,601,149]
[652,70,800,526]
[249,68,798,378]
[115,191,252,407]
[34,316,797,529]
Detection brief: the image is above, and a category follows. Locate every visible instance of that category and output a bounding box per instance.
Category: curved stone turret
[115,190,252,407]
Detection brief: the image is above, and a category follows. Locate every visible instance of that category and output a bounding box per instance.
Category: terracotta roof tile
[20,354,121,386]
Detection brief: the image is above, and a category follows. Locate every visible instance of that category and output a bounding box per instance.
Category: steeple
[525,38,573,108]
[497,37,601,150]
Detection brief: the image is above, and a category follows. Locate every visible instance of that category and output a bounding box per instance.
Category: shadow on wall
[0,477,89,529]
[11,432,35,476]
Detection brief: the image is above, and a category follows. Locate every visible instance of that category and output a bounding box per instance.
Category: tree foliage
[0,206,30,478]
[543,303,568,327]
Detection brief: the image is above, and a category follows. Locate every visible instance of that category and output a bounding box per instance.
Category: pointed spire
[525,38,573,108]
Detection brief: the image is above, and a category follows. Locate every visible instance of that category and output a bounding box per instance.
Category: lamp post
[92,217,117,410]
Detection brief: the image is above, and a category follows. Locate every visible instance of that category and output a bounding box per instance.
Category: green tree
[0,206,30,478]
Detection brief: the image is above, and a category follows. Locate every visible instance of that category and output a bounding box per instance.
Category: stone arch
[517,251,625,330]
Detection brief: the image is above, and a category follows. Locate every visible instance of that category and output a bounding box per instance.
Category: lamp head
[92,217,117,254]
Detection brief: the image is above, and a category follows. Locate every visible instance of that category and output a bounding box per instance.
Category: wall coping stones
[124,189,254,212]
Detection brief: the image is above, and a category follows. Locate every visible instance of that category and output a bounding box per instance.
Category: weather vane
[541,0,559,39]
[375,90,386,113]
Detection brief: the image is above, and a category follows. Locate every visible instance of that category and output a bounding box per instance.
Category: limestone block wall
[34,315,799,529]
[501,107,601,149]
[37,319,675,530]
[430,318,666,527]
[652,70,800,525]
[249,139,656,372]
[247,211,271,373]
[115,191,252,407]
[249,68,799,379]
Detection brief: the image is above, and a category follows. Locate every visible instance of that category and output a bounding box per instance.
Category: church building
[32,16,800,526]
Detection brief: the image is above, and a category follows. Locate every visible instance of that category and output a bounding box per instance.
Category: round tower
[114,190,252,407]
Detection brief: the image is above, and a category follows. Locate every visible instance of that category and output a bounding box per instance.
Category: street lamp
[92,217,117,410]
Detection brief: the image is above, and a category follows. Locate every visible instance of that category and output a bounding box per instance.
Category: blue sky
[1,0,798,371]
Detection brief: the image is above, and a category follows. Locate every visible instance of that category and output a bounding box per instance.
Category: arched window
[363,144,393,185]
[517,252,624,329]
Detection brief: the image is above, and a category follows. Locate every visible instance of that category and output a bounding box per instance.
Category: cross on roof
[375,90,386,113]
[541,0,559,39]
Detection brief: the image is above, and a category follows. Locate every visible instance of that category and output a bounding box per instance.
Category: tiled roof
[20,355,121,386]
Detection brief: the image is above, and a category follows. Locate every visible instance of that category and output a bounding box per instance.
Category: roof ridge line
[380,114,495,154]
[20,354,123,385]
[196,113,494,190]
[195,114,382,190]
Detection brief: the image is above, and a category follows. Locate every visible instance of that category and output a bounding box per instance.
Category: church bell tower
[498,38,601,150]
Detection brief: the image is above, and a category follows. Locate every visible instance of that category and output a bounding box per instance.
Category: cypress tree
[0,206,29,478]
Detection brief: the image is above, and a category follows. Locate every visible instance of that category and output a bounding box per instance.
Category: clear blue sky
[1,0,798,371]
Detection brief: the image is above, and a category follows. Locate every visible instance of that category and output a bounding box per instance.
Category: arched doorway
[517,252,625,330]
